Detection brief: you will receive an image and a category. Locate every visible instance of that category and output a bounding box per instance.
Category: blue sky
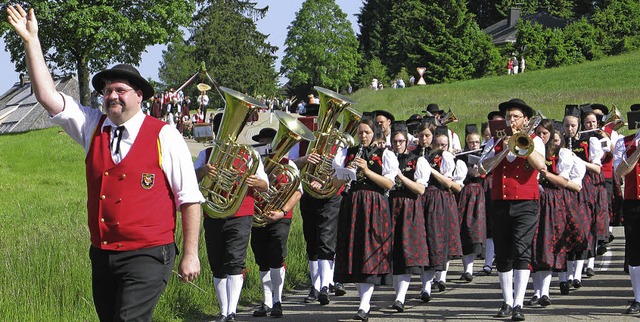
[0,1,361,93]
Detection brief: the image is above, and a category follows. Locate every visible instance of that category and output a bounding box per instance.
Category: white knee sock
[463,254,475,274]
[259,271,273,308]
[630,266,640,302]
[270,267,286,304]
[513,269,530,307]
[567,260,575,281]
[309,260,320,291]
[540,271,552,297]
[485,238,495,266]
[436,261,450,283]
[531,271,542,298]
[394,274,411,303]
[227,274,244,315]
[214,277,228,317]
[421,269,435,294]
[587,256,595,270]
[318,259,333,289]
[574,260,584,281]
[498,270,514,306]
[356,282,374,312]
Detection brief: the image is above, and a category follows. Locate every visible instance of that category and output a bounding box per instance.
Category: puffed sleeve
[332,145,348,170]
[569,152,586,188]
[440,151,456,177]
[556,148,574,180]
[414,157,432,186]
[589,136,604,165]
[382,148,399,181]
[452,159,468,186]
[613,136,627,172]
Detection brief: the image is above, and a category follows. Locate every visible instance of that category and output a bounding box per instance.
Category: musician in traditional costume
[332,117,399,321]
[530,120,585,307]
[613,104,640,314]
[388,122,430,312]
[479,98,546,321]
[425,103,462,152]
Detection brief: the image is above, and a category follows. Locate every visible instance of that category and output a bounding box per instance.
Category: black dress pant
[300,193,341,260]
[251,219,292,271]
[492,200,539,272]
[204,215,252,278]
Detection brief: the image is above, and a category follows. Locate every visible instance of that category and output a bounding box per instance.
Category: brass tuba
[340,107,362,147]
[603,105,626,131]
[199,86,265,218]
[253,111,315,227]
[300,86,356,199]
[439,109,459,125]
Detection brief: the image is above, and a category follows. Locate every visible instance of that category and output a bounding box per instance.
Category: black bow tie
[111,125,125,154]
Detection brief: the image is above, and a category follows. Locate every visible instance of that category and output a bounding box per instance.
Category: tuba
[603,105,626,131]
[340,107,362,147]
[199,86,265,219]
[300,87,356,199]
[253,111,315,227]
[439,109,459,126]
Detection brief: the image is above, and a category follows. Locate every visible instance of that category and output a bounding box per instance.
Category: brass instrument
[454,148,483,157]
[439,109,459,126]
[603,105,626,131]
[199,86,265,218]
[340,107,362,147]
[341,143,364,196]
[253,111,315,227]
[301,86,356,198]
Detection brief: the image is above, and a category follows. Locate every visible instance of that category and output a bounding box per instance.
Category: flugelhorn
[199,87,264,219]
[253,111,315,227]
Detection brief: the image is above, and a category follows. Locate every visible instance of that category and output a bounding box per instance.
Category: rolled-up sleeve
[160,126,205,207]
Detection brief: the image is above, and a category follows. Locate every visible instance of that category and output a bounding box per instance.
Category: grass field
[1,49,639,320]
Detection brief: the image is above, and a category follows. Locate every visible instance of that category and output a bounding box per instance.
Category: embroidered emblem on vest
[524,160,531,169]
[141,173,155,189]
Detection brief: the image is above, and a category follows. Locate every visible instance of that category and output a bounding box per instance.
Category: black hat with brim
[498,98,534,119]
[631,104,640,112]
[487,110,504,121]
[591,103,609,115]
[374,110,395,122]
[426,103,445,114]
[92,64,154,101]
[251,128,277,142]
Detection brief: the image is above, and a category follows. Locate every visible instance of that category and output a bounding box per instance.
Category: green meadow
[1,49,639,320]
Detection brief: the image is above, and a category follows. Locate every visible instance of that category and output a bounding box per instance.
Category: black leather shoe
[539,295,551,307]
[461,272,474,282]
[270,302,283,317]
[482,265,493,275]
[597,244,608,255]
[496,302,513,317]
[512,305,525,321]
[305,287,319,303]
[225,313,237,322]
[253,302,271,317]
[420,290,431,303]
[318,286,330,305]
[334,282,346,296]
[626,301,640,314]
[559,282,570,295]
[528,296,539,306]
[392,300,404,312]
[437,281,446,292]
[573,279,582,289]
[353,309,369,321]
[212,315,226,322]
[586,268,595,277]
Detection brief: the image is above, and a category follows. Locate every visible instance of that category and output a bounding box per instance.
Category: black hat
[591,103,609,115]
[422,116,438,126]
[553,120,565,136]
[251,128,277,142]
[628,111,640,130]
[631,104,640,112]
[362,111,376,119]
[406,114,422,134]
[374,110,395,122]
[407,114,423,123]
[391,121,408,136]
[487,110,504,121]
[580,104,594,117]
[564,104,581,118]
[92,64,154,101]
[498,98,534,118]
[465,124,478,138]
[435,125,449,137]
[426,103,444,114]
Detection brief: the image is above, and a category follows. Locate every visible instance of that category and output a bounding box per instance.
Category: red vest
[623,134,640,200]
[86,116,176,251]
[601,127,614,179]
[490,136,540,200]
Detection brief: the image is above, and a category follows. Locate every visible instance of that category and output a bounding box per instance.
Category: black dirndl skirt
[533,186,567,271]
[390,193,429,274]
[458,182,486,256]
[423,185,461,271]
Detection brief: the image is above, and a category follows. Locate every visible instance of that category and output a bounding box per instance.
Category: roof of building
[484,9,570,45]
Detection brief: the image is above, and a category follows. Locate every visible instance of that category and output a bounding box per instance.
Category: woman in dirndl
[530,120,585,307]
[333,116,398,321]
[388,122,430,312]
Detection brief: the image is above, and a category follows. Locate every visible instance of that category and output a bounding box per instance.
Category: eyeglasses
[506,114,524,121]
[392,139,406,144]
[103,88,136,96]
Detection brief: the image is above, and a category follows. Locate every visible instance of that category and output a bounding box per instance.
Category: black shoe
[512,305,525,321]
[528,296,539,306]
[318,286,330,305]
[270,302,283,317]
[559,282,570,295]
[253,303,271,317]
[304,287,319,303]
[225,313,237,322]
[420,290,431,303]
[539,295,551,307]
[392,300,404,312]
[334,282,346,296]
[482,265,493,275]
[461,272,474,282]
[212,315,226,322]
[597,245,608,255]
[353,309,369,321]
[329,283,335,293]
[573,279,582,289]
[609,233,615,243]
[586,268,595,277]
[437,281,446,292]
[626,301,640,314]
[496,302,513,317]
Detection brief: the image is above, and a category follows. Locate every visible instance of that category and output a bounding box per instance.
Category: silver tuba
[199,86,265,219]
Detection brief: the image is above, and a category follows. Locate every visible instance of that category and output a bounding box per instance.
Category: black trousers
[492,200,539,272]
[300,193,341,260]
[204,215,252,278]
[624,200,640,266]
[251,218,292,271]
[90,243,175,322]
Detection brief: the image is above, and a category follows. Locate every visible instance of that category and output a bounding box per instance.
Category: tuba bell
[199,86,265,219]
[439,109,459,126]
[340,107,362,147]
[603,105,626,131]
[253,111,315,227]
[300,86,356,199]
